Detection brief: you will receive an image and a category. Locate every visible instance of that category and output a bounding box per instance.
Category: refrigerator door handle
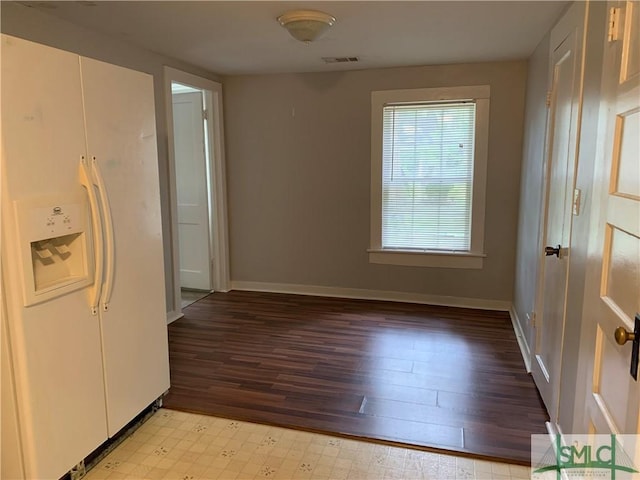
[91,156,115,312]
[79,156,103,315]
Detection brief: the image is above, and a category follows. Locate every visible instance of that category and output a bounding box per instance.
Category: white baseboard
[230,281,511,311]
[509,305,532,373]
[166,310,184,325]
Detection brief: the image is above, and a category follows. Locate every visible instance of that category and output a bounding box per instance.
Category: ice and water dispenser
[14,193,93,306]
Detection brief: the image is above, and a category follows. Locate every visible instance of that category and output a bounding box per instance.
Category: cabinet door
[0,34,108,479]
[79,57,170,436]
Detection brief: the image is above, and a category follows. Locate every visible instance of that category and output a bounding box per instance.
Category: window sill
[367,249,485,269]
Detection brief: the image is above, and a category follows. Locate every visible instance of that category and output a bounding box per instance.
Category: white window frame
[369,85,490,269]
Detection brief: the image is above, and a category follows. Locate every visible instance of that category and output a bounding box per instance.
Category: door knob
[614,327,636,345]
[545,245,561,257]
[615,315,640,381]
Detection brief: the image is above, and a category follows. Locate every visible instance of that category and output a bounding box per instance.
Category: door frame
[164,67,230,321]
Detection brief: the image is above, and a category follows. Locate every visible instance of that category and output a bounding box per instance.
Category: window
[369,86,490,269]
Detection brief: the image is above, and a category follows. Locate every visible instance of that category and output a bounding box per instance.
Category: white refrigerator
[1,34,170,479]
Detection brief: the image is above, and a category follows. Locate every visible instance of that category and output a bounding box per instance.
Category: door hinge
[572,188,582,216]
[202,109,209,120]
[608,7,621,42]
[545,90,552,107]
[528,311,537,328]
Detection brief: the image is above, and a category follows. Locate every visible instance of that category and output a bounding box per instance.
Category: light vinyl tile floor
[84,409,531,480]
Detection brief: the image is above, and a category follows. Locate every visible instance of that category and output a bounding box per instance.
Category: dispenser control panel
[31,203,83,240]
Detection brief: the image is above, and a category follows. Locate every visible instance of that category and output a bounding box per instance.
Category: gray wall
[560,1,606,431]
[513,33,551,349]
[224,61,527,302]
[1,3,220,314]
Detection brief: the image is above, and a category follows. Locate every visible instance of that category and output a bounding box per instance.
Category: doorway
[172,83,211,297]
[164,68,230,321]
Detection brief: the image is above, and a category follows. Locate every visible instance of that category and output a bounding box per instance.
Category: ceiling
[16,1,568,76]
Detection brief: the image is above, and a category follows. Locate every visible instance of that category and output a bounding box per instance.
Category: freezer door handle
[91,156,115,312]
[79,156,103,315]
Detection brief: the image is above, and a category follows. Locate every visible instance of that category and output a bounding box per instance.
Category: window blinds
[381,102,476,251]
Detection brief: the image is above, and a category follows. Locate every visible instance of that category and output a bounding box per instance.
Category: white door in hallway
[532,3,585,423]
[173,91,212,291]
[580,0,639,449]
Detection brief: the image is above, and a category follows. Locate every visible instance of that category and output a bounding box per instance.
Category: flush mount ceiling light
[277,10,336,43]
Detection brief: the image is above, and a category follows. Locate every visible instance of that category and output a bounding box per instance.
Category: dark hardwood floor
[163,291,548,465]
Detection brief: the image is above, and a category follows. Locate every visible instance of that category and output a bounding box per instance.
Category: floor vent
[322,56,359,64]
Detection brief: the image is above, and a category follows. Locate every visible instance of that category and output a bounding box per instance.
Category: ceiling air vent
[322,56,359,64]
[18,1,59,8]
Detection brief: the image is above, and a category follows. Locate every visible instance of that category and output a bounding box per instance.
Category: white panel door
[532,7,584,422]
[172,91,212,291]
[0,35,108,478]
[581,0,640,450]
[79,57,170,435]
